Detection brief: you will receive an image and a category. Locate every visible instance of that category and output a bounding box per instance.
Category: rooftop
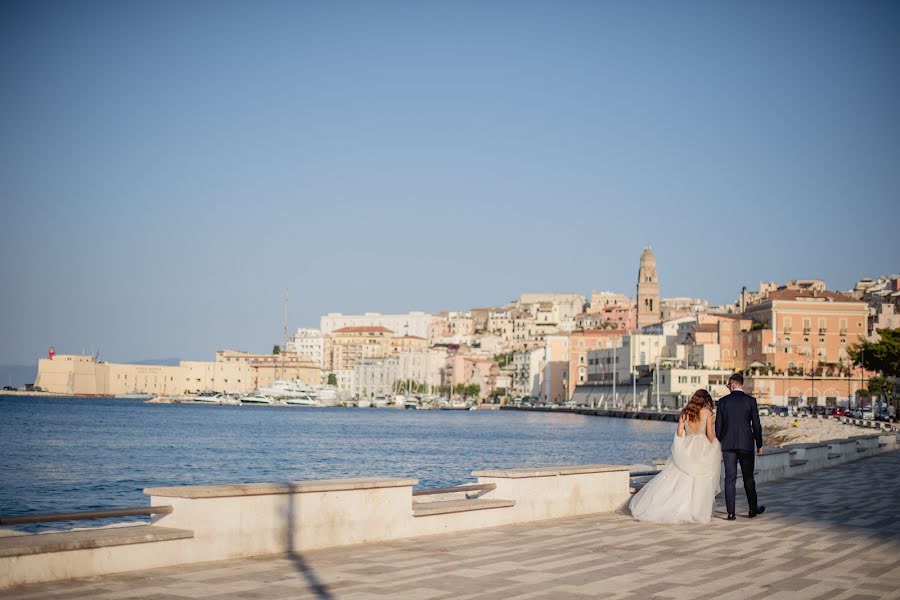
[765,288,858,303]
[332,326,394,334]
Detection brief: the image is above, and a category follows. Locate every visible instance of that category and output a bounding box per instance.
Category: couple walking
[630,373,766,524]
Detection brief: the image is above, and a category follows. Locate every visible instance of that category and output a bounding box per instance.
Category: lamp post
[632,368,637,411]
[612,346,617,408]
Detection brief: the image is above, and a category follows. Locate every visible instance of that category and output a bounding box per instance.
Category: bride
[629,389,722,524]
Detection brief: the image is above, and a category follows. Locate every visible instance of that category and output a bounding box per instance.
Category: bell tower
[636,246,661,329]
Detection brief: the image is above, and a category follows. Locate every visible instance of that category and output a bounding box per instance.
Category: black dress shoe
[726,513,736,520]
[749,505,766,518]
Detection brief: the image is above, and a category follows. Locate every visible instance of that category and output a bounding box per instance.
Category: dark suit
[715,389,763,515]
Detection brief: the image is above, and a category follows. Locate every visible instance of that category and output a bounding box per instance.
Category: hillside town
[33,248,899,410]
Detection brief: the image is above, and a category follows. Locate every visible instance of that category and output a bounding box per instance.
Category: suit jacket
[715,390,763,452]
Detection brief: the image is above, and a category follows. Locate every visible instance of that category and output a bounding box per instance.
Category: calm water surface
[0,396,674,531]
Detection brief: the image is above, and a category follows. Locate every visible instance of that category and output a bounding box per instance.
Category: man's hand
[757,447,765,456]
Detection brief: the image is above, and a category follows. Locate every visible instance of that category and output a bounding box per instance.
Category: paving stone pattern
[6,452,900,599]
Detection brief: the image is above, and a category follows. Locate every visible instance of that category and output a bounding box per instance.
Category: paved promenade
[6,451,900,600]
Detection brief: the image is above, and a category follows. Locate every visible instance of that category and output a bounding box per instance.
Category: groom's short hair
[729,373,744,386]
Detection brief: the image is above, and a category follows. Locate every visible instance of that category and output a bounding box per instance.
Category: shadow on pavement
[287,483,334,599]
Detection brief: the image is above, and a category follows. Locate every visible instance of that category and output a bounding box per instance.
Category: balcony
[783,328,792,334]
[839,329,847,336]
[803,327,811,335]
[819,328,827,335]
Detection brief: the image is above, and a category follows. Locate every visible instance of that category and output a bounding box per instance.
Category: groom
[715,373,765,521]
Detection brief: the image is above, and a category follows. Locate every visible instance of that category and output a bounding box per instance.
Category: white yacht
[372,394,391,408]
[239,394,275,405]
[442,399,471,410]
[259,379,316,399]
[357,398,372,408]
[284,395,322,407]
[312,385,339,405]
[115,393,154,400]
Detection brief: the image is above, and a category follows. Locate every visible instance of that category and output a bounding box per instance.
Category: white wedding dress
[629,412,722,524]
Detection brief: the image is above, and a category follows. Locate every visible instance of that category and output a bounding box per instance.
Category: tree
[493,353,513,369]
[272,345,281,355]
[848,328,900,407]
[326,373,337,386]
[465,383,480,399]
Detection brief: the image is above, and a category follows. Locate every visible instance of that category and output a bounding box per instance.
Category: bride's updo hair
[681,389,715,422]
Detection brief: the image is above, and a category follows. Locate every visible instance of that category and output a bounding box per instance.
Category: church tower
[636,247,661,329]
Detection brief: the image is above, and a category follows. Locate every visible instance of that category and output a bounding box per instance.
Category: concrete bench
[412,499,516,517]
[0,525,193,558]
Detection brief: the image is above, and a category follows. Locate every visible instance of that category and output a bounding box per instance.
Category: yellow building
[323,326,393,371]
[389,335,429,355]
[35,350,320,396]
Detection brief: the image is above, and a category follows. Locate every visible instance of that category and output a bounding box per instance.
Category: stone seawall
[3,431,898,589]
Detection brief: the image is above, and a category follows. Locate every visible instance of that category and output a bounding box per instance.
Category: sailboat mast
[281,288,289,380]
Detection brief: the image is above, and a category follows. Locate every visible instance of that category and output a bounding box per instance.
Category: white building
[353,357,399,400]
[512,347,544,398]
[518,293,586,321]
[334,369,354,398]
[587,333,665,384]
[285,328,325,367]
[655,367,732,409]
[397,349,446,391]
[320,311,432,339]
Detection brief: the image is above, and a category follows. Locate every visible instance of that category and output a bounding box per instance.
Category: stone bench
[0,525,193,558]
[412,499,516,517]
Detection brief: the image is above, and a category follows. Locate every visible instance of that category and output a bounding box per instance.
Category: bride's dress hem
[628,419,722,525]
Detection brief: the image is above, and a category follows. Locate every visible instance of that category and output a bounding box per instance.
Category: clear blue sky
[1,0,897,365]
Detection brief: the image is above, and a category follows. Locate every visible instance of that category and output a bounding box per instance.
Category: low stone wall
[3,433,897,588]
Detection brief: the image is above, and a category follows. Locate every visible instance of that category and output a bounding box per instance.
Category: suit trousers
[723,449,758,515]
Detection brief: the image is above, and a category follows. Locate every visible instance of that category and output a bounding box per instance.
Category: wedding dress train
[629,413,722,524]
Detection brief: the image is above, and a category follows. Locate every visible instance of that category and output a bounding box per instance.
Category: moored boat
[239,394,275,405]
[284,395,322,407]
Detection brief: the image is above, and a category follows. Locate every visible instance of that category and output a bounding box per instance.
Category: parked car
[758,405,771,416]
[875,409,891,422]
[2,385,15,391]
[813,406,828,416]
[850,407,863,418]
[861,408,875,420]
[830,407,846,417]
[773,406,790,417]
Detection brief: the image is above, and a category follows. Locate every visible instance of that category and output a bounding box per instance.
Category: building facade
[285,328,325,367]
[324,326,393,372]
[35,350,320,396]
